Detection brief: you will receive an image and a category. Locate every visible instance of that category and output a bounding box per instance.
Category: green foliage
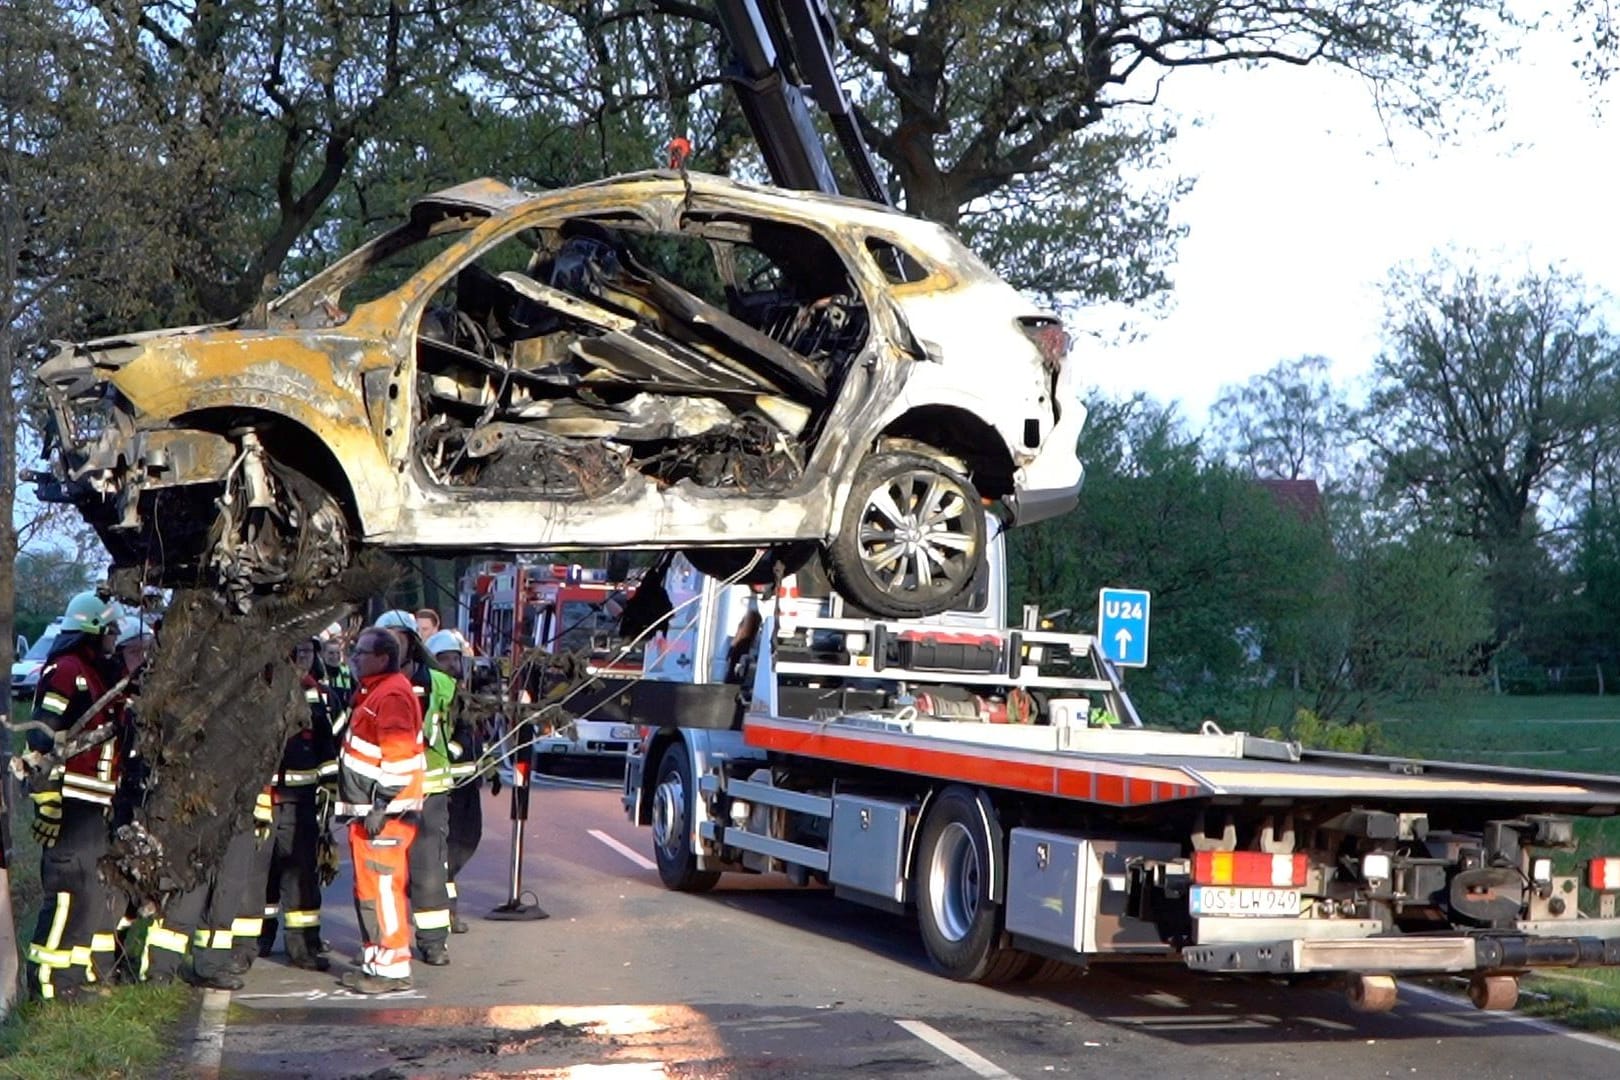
[1012,394,1338,728]
[11,551,92,643]
[1360,260,1620,644]
[1262,708,1381,754]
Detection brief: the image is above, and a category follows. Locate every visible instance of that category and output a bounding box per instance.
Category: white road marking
[191,987,230,1076]
[896,1019,1019,1079]
[1402,983,1620,1053]
[590,828,658,871]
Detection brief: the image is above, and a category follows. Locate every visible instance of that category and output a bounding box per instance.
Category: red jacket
[33,649,122,806]
[335,670,425,818]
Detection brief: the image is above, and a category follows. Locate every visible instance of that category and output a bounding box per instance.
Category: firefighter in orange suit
[334,626,426,994]
[24,591,125,1001]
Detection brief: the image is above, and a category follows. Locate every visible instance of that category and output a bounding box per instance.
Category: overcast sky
[1077,24,1617,426]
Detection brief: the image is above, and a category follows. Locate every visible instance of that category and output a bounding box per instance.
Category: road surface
[202,770,1620,1079]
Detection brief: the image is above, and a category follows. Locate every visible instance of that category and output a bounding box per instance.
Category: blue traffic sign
[1097,588,1151,667]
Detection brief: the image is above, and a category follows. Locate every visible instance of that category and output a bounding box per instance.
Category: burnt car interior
[411,212,873,498]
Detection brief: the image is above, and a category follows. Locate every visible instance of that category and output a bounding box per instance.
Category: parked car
[31,172,1085,618]
[11,620,62,700]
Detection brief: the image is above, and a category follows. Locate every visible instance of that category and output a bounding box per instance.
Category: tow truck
[621,545,1620,1014]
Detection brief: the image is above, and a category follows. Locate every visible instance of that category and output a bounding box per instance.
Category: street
[206,771,1620,1079]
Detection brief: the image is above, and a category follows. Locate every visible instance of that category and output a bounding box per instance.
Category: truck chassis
[626,610,1620,1013]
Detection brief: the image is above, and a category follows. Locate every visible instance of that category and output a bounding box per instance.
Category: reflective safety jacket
[335,670,425,819]
[31,649,123,807]
[406,664,458,795]
[274,675,341,796]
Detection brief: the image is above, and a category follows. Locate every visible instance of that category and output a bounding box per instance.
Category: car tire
[826,451,985,619]
[651,743,720,893]
[913,786,1023,983]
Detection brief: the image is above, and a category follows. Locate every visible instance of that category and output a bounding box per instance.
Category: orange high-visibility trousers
[349,817,416,978]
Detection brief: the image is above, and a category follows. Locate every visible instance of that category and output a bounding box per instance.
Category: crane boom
[713,0,891,205]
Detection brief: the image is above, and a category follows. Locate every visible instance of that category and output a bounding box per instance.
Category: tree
[1208,355,1349,482]
[1011,394,1337,726]
[1358,260,1620,644]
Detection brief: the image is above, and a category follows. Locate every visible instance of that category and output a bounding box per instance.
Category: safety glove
[316,831,341,886]
[30,791,62,848]
[363,791,390,839]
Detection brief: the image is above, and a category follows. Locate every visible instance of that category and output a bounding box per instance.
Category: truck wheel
[827,451,985,619]
[651,744,720,893]
[913,786,1024,983]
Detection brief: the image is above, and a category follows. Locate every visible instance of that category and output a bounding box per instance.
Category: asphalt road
[205,768,1620,1079]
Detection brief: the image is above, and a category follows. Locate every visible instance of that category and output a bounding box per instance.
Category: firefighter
[24,591,125,1001]
[335,626,425,994]
[320,623,356,712]
[257,638,339,970]
[376,609,456,964]
[426,629,481,934]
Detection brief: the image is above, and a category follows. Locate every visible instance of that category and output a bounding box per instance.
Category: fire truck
[621,544,1620,1015]
[461,559,644,764]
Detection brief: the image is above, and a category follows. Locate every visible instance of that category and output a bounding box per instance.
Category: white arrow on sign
[1114,628,1133,654]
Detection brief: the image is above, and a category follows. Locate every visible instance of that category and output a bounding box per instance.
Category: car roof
[411,171,938,237]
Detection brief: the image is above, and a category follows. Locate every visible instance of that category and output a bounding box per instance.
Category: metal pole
[488,711,547,921]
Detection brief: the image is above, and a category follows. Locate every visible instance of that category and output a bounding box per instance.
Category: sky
[1078,23,1618,426]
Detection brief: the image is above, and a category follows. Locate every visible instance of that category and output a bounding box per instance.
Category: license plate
[1190,886,1301,917]
[611,725,637,739]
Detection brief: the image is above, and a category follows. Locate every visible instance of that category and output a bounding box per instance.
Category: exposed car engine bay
[412,213,870,497]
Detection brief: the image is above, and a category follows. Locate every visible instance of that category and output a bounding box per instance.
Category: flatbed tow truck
[623,576,1620,1015]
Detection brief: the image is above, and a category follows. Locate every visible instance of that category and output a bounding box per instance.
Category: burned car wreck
[33,172,1085,618]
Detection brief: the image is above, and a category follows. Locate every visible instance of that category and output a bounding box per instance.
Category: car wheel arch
[175,405,376,537]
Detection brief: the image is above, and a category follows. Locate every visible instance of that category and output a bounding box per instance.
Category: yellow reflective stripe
[446,881,458,899]
[277,770,322,785]
[194,929,234,950]
[46,892,71,953]
[34,802,63,820]
[146,925,190,954]
[283,910,321,929]
[40,692,70,715]
[413,909,452,930]
[91,933,116,953]
[263,904,281,919]
[27,943,73,968]
[97,740,116,781]
[317,761,339,778]
[305,688,321,702]
[63,773,117,793]
[69,945,93,969]
[74,676,89,691]
[231,917,263,938]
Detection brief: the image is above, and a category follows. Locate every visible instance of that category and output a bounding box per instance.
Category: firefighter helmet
[116,615,156,648]
[62,591,118,635]
[375,609,418,634]
[424,630,461,658]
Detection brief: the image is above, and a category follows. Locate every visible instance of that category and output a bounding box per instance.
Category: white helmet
[424,629,461,657]
[374,609,418,634]
[116,615,155,648]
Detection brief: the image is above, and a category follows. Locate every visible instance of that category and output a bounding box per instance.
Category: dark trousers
[259,793,323,962]
[407,792,451,947]
[27,801,120,1000]
[142,826,258,982]
[446,781,483,913]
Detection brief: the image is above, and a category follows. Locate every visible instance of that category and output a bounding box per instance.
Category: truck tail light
[1193,851,1307,888]
[1018,318,1071,373]
[1587,857,1620,891]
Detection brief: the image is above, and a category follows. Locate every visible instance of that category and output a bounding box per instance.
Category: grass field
[1372,693,1620,1035]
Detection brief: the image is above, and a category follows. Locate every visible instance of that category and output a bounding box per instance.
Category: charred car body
[33,172,1083,617]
